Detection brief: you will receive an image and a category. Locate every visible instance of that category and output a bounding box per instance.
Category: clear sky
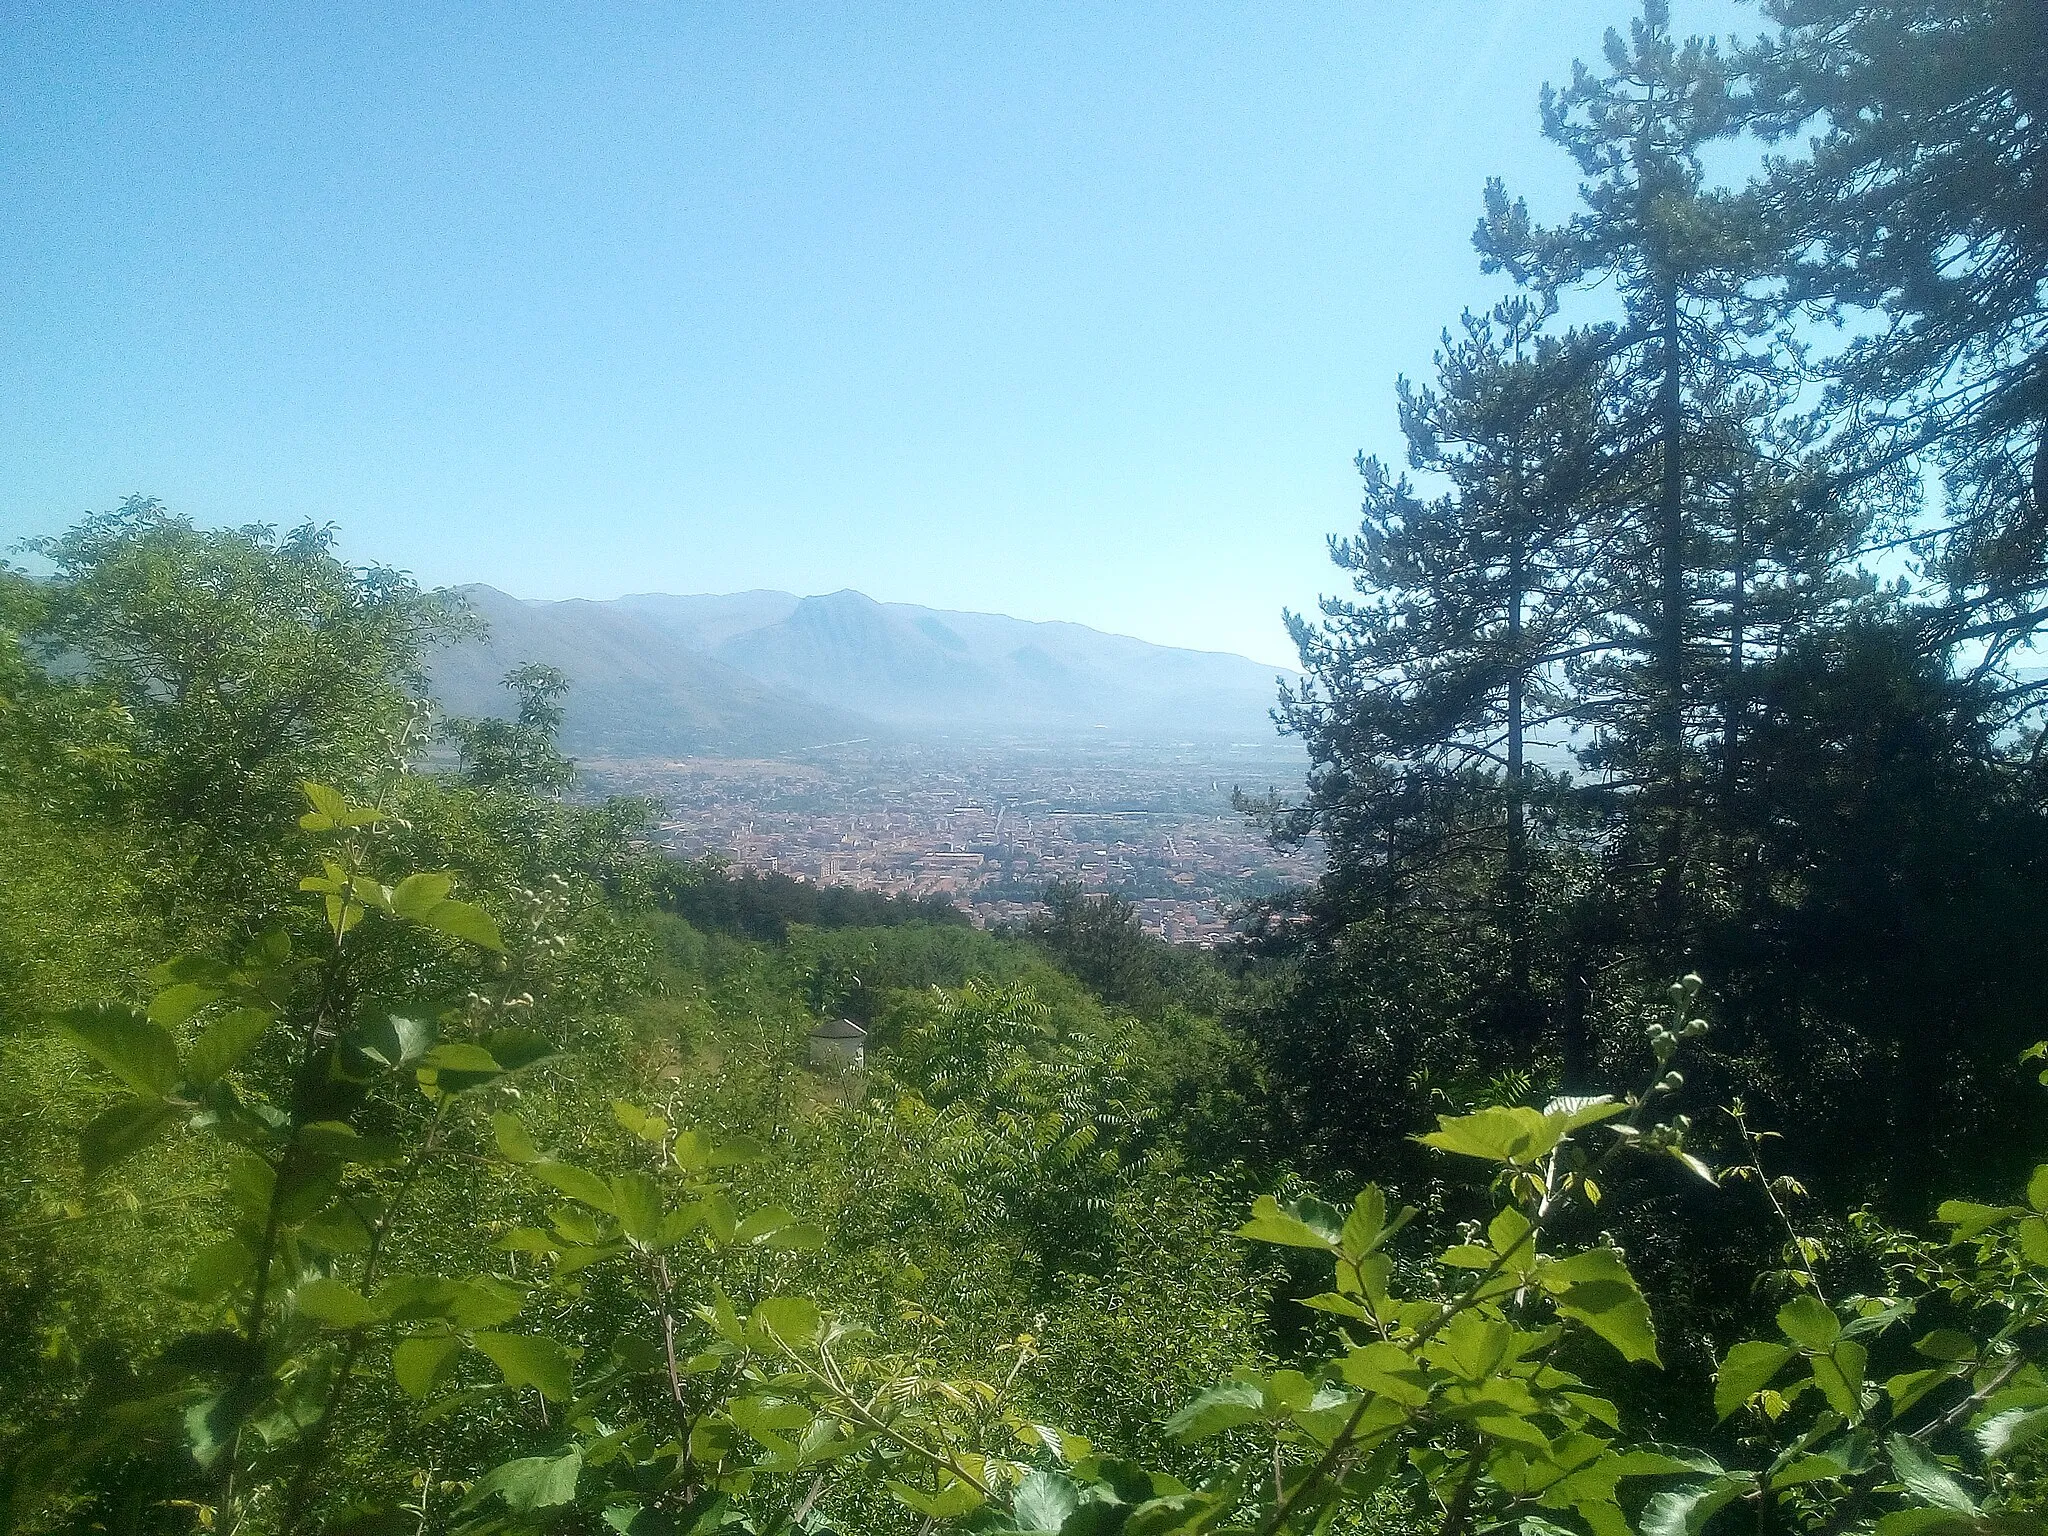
[0,0,1752,667]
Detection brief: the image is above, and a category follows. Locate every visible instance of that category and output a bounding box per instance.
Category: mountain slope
[430,586,869,757]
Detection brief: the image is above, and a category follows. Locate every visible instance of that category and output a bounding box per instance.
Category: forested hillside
[4,4,2048,1536]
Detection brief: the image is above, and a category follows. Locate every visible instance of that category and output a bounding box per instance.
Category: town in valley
[582,740,1320,943]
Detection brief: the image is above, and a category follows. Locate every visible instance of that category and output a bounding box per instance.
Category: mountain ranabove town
[429,585,1299,756]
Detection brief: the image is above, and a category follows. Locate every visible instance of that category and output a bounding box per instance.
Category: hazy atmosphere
[6,4,2045,1536]
[7,0,1738,664]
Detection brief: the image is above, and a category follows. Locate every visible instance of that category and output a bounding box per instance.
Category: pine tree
[1280,300,1618,1033]
[1746,0,2048,664]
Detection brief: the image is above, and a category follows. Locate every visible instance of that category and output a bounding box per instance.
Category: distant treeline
[649,857,971,942]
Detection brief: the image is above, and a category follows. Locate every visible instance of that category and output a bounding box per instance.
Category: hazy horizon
[3,0,1749,671]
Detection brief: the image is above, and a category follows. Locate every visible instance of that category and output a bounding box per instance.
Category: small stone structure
[807,1016,867,1074]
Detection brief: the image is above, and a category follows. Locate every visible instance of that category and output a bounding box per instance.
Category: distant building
[808,1017,867,1074]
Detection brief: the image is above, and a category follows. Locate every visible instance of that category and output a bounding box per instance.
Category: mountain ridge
[429,585,1297,756]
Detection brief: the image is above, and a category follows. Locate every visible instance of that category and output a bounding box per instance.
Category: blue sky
[0,1,1752,667]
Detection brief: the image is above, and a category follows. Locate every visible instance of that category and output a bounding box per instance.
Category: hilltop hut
[808,1017,867,1074]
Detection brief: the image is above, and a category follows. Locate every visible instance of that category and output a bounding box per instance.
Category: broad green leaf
[886,1478,985,1520]
[473,1332,574,1401]
[1545,1249,1661,1365]
[1418,1104,1557,1164]
[149,982,225,1028]
[465,1448,581,1512]
[80,1097,179,1180]
[1547,1096,1629,1134]
[1888,1434,1976,1513]
[417,899,504,952]
[1431,1311,1514,1380]
[392,1335,461,1399]
[1716,1341,1795,1419]
[760,1221,826,1251]
[300,782,351,830]
[1812,1340,1868,1419]
[749,1297,823,1350]
[388,872,455,921]
[1769,1454,1848,1489]
[1340,1341,1432,1406]
[1977,1405,2048,1461]
[2028,1166,2048,1214]
[1238,1194,1339,1250]
[1640,1478,1747,1536]
[353,1015,436,1071]
[419,1043,500,1074]
[1010,1468,1084,1533]
[375,1275,523,1328]
[1778,1295,1841,1350]
[56,1004,180,1096]
[693,1190,738,1245]
[297,1279,382,1327]
[610,1172,665,1246]
[186,1007,271,1085]
[492,1111,541,1164]
[1163,1381,1263,1442]
[1935,1201,2020,1240]
[479,1027,553,1071]
[734,1206,798,1244]
[672,1129,763,1171]
[1916,1331,1978,1363]
[612,1100,670,1143]
[2018,1216,2048,1268]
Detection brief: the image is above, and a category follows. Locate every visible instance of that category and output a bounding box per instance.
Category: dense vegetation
[4,3,2046,1534]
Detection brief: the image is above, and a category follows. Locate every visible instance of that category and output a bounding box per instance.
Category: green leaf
[1977,1405,2048,1462]
[1340,1341,1432,1407]
[886,1479,985,1520]
[465,1448,581,1512]
[417,899,504,952]
[1812,1340,1868,1419]
[533,1160,614,1213]
[419,1043,500,1074]
[300,782,351,830]
[2019,1217,2048,1268]
[1778,1295,1842,1350]
[672,1129,762,1171]
[749,1297,823,1351]
[473,1333,574,1401]
[2029,1167,2048,1215]
[760,1222,826,1251]
[612,1100,671,1143]
[1163,1381,1264,1442]
[610,1172,665,1246]
[375,1275,523,1328]
[1545,1248,1661,1365]
[388,872,455,921]
[56,1004,180,1096]
[734,1206,798,1244]
[80,1097,179,1180]
[1935,1201,2021,1240]
[1238,1193,1339,1250]
[1009,1470,1084,1533]
[1888,1434,1976,1513]
[1418,1104,1557,1164]
[149,982,225,1028]
[392,1335,461,1400]
[1716,1342,1795,1419]
[297,1279,382,1328]
[352,1015,436,1072]
[187,1007,271,1084]
[492,1111,541,1164]
[1640,1479,1747,1536]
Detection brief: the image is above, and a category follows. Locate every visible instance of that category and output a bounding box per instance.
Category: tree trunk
[1506,541,1532,1036]
[1655,270,1688,934]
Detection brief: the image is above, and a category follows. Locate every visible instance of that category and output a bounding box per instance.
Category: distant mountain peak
[431,584,1294,753]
